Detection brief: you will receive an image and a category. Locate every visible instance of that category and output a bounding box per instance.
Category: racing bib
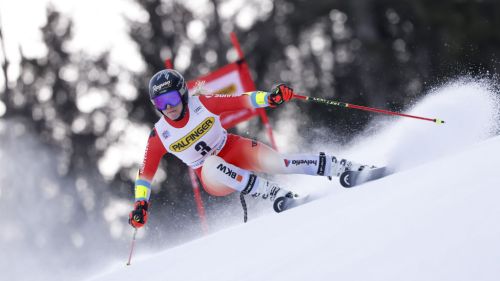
[154,96,227,168]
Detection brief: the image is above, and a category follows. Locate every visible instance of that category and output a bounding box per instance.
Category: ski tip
[339,171,354,188]
[273,196,289,213]
[340,166,388,188]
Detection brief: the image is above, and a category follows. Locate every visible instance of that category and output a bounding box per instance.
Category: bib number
[195,141,212,156]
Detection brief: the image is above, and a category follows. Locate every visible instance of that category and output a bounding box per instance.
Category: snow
[87,80,500,281]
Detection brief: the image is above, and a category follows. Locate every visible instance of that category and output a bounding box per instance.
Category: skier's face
[162,102,183,120]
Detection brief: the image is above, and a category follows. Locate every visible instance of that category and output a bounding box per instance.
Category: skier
[129,69,373,228]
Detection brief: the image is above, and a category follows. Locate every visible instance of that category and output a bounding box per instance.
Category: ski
[273,194,311,213]
[340,166,388,188]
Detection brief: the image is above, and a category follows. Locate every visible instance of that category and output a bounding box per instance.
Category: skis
[273,194,311,213]
[273,166,389,213]
[340,166,388,188]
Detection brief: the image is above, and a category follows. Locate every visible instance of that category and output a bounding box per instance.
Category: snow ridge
[88,80,500,281]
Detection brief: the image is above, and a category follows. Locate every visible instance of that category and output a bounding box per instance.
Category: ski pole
[126,228,138,266]
[293,94,445,124]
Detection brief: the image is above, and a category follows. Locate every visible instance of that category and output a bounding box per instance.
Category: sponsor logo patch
[216,163,243,182]
[169,117,215,152]
[286,159,318,166]
[213,84,237,95]
[153,80,172,94]
[317,152,326,176]
[194,106,203,114]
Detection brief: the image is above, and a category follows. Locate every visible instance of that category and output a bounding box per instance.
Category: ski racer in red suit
[129,69,372,228]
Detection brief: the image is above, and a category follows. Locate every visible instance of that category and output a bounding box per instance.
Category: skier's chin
[166,111,180,120]
[163,103,183,120]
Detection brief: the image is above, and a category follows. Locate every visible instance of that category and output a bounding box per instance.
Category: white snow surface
[88,80,500,281]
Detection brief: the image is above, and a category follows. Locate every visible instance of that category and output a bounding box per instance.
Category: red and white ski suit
[134,92,334,202]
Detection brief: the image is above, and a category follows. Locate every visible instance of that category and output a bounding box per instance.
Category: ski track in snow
[2,80,499,281]
[88,79,500,281]
[283,79,500,199]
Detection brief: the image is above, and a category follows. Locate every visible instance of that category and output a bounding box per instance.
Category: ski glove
[268,84,294,107]
[129,200,149,228]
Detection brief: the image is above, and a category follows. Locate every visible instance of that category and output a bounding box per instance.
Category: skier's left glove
[128,200,149,229]
[268,84,294,107]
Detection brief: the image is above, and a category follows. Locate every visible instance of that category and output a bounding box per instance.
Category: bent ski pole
[293,94,445,124]
[126,228,138,266]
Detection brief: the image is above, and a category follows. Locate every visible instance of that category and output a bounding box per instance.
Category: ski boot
[331,156,375,178]
[273,191,301,213]
[250,181,293,202]
[249,181,308,213]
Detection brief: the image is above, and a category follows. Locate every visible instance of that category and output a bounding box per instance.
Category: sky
[0,0,153,177]
[0,0,270,119]
[0,0,268,83]
[0,0,278,183]
[0,0,146,78]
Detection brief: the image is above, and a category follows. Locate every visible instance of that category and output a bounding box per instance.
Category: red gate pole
[189,168,209,234]
[165,57,209,234]
[164,59,173,69]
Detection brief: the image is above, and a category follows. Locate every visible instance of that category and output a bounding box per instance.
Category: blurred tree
[1,6,126,259]
[0,1,499,277]
[3,0,498,250]
[0,20,9,98]
[123,0,500,236]
[236,0,500,140]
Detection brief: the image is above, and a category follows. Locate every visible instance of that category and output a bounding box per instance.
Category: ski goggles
[153,90,182,111]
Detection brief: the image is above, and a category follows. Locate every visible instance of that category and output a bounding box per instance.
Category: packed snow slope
[89,80,500,281]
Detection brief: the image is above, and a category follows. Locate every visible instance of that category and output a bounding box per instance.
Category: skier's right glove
[128,200,149,228]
